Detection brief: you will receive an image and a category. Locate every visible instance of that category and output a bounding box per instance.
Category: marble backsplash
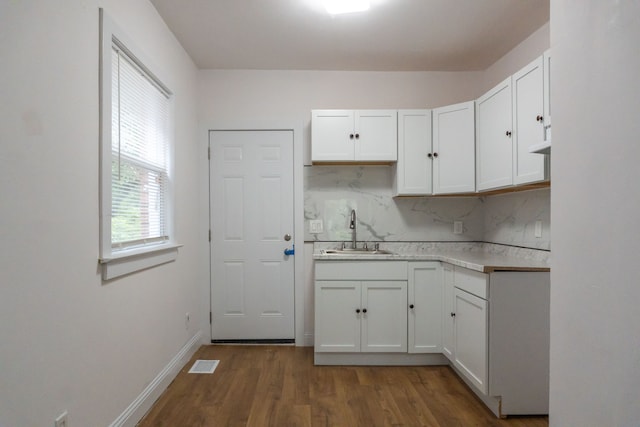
[304,165,551,251]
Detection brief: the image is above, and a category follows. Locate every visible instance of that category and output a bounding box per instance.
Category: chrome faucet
[349,209,357,249]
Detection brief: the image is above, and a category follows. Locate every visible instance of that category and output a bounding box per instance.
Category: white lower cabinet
[443,264,550,417]
[314,259,549,417]
[453,287,488,394]
[408,262,442,353]
[441,263,455,361]
[315,280,407,353]
[315,261,408,354]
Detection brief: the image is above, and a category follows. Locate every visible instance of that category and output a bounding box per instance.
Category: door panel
[210,130,294,340]
[314,281,361,352]
[361,281,407,352]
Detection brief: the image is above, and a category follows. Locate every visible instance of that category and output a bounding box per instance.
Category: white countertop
[312,242,550,273]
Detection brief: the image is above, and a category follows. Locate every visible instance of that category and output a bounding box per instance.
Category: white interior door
[209,130,294,341]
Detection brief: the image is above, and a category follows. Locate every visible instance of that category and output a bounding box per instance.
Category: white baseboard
[109,331,203,427]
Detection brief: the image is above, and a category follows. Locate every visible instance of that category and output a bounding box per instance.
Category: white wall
[549,1,640,426]
[198,69,483,165]
[481,22,550,94]
[0,1,202,426]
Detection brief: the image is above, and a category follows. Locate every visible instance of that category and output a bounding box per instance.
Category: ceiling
[150,0,549,71]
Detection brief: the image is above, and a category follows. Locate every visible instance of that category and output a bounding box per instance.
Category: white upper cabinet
[476,77,514,191]
[512,56,547,185]
[311,109,397,162]
[477,55,550,191]
[394,109,433,195]
[394,104,475,196]
[433,101,476,194]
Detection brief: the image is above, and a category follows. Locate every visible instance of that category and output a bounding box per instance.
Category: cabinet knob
[409,304,415,309]
[356,308,361,313]
[506,131,512,137]
[355,133,360,139]
[536,115,544,122]
[450,312,456,317]
[362,308,367,313]
[433,152,438,158]
[427,153,432,158]
[349,133,354,140]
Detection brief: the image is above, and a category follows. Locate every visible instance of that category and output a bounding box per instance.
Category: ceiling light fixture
[324,0,370,15]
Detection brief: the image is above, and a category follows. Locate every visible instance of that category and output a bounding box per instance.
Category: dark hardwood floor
[138,345,549,427]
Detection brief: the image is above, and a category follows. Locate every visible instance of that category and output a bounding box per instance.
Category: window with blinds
[110,42,171,251]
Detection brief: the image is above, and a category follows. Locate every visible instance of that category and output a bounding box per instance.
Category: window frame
[99,9,180,280]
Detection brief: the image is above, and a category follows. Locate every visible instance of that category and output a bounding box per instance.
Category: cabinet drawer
[454,267,488,299]
[315,261,408,281]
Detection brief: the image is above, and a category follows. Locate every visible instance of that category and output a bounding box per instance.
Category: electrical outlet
[453,221,463,235]
[534,220,543,238]
[55,411,68,427]
[309,219,323,234]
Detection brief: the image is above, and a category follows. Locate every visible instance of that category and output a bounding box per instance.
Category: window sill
[99,243,182,281]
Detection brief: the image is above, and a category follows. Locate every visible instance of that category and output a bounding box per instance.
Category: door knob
[284,234,291,241]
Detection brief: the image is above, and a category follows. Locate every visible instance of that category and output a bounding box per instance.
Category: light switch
[309,219,323,234]
[534,220,543,238]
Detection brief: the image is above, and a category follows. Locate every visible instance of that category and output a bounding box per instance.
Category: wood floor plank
[138,346,548,427]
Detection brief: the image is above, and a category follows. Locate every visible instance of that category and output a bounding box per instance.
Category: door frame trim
[205,122,305,346]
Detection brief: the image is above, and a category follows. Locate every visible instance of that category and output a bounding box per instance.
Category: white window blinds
[110,44,170,250]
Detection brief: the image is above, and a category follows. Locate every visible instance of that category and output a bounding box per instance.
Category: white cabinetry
[451,267,489,394]
[544,49,551,130]
[444,264,550,417]
[394,110,433,195]
[394,104,475,196]
[476,77,513,191]
[311,110,397,162]
[407,262,442,353]
[476,55,550,191]
[441,263,455,361]
[512,56,547,184]
[315,261,407,353]
[432,101,476,194]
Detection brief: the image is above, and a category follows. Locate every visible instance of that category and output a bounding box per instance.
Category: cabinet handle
[433,152,438,158]
[355,133,360,139]
[362,308,367,313]
[450,312,456,317]
[427,153,432,158]
[506,131,512,137]
[356,308,361,313]
[349,133,354,140]
[409,304,415,309]
[536,115,544,122]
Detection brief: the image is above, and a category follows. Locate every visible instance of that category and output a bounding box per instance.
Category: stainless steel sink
[321,249,393,255]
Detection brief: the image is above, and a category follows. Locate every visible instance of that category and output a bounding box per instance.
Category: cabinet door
[453,287,488,394]
[433,101,476,194]
[314,281,361,352]
[361,281,407,352]
[354,110,398,161]
[311,110,355,161]
[408,262,442,353]
[512,56,546,185]
[441,264,455,361]
[395,110,432,195]
[476,78,513,191]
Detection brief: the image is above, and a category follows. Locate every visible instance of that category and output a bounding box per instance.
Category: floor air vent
[188,359,219,374]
